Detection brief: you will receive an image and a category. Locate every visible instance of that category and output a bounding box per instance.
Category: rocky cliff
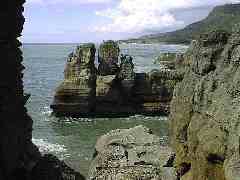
[170,29,240,180]
[51,41,182,117]
[0,1,85,180]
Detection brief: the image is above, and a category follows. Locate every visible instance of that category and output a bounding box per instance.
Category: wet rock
[51,44,97,117]
[98,40,120,75]
[88,126,177,180]
[170,29,240,180]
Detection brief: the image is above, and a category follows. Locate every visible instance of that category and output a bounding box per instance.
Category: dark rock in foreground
[30,154,85,180]
[0,1,85,180]
[88,126,177,180]
[51,41,183,117]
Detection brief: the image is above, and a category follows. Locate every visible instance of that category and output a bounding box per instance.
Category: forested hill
[120,3,240,44]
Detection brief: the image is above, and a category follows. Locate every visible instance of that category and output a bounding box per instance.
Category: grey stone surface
[170,30,240,180]
[88,126,177,180]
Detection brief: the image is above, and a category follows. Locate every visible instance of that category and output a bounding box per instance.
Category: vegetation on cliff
[120,3,240,44]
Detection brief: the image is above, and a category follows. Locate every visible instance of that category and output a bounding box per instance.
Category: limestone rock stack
[51,40,182,117]
[95,42,136,115]
[51,44,97,117]
[170,29,240,180]
[98,40,120,75]
[118,55,136,96]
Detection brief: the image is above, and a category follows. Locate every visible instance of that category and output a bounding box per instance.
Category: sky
[22,0,240,43]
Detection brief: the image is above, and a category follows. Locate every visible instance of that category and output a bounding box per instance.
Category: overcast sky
[22,0,240,43]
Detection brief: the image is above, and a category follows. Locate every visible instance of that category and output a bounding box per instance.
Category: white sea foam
[41,106,52,115]
[32,138,67,155]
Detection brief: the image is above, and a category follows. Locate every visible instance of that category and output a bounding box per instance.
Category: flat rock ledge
[88,125,177,180]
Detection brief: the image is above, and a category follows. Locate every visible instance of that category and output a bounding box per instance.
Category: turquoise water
[22,43,187,176]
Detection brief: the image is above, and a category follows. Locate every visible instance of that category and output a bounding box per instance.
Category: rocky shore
[51,40,183,117]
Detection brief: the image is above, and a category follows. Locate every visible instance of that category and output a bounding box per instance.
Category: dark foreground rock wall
[170,29,240,180]
[0,1,85,180]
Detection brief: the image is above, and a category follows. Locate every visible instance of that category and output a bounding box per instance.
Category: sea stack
[98,40,120,75]
[51,41,183,117]
[95,44,136,116]
[50,44,97,117]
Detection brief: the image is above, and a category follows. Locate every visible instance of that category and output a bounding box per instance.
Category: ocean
[22,43,187,176]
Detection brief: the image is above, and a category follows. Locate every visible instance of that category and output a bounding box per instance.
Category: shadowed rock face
[88,126,177,180]
[170,29,240,180]
[0,1,40,179]
[0,1,85,180]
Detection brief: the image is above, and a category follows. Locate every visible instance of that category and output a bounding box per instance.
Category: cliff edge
[170,28,240,179]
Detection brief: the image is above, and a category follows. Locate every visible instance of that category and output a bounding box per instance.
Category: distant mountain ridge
[120,3,240,44]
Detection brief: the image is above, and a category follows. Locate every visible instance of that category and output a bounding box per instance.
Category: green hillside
[120,3,240,44]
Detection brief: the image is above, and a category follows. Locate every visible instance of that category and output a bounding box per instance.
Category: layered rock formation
[0,1,85,180]
[51,44,97,117]
[98,40,120,75]
[95,54,136,116]
[88,126,177,180]
[52,41,182,117]
[132,69,183,115]
[170,29,240,180]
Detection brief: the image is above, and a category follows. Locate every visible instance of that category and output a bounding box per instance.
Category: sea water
[22,43,187,176]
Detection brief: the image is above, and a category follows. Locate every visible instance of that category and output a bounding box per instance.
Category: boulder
[88,126,177,180]
[51,43,97,117]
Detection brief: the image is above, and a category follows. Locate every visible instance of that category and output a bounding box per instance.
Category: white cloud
[27,0,112,5]
[94,0,240,33]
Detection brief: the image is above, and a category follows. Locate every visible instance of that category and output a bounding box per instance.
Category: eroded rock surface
[170,29,240,180]
[98,40,120,75]
[51,41,183,117]
[88,126,177,180]
[51,44,97,117]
